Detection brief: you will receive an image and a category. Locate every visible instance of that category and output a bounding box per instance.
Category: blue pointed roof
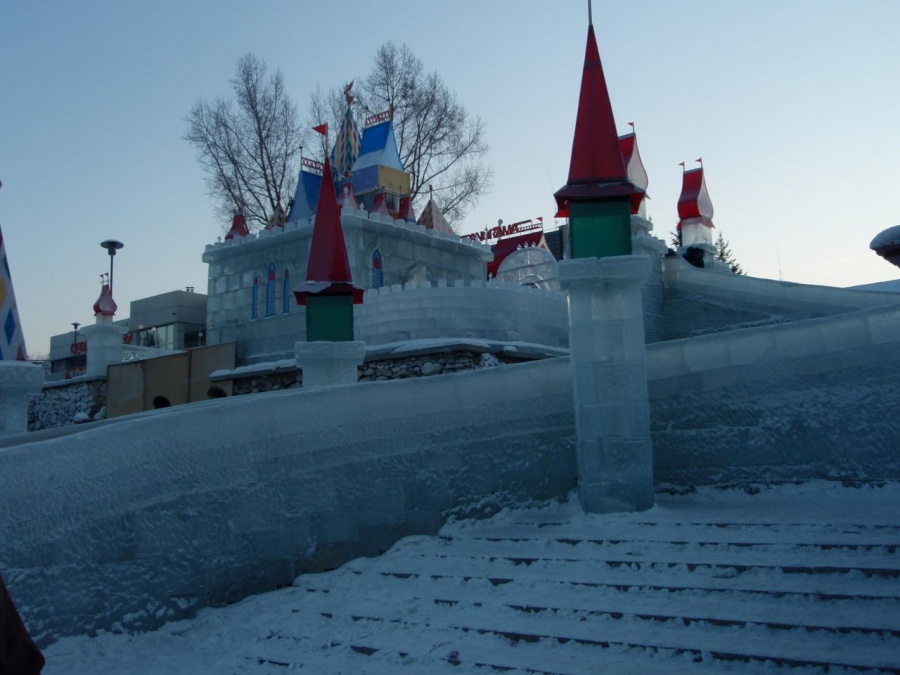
[286,169,324,222]
[352,119,405,172]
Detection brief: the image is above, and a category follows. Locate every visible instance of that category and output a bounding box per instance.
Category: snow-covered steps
[290,528,899,672]
[41,482,900,674]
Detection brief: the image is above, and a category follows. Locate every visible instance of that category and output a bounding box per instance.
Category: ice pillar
[0,361,44,436]
[81,323,127,378]
[559,255,654,513]
[295,340,365,390]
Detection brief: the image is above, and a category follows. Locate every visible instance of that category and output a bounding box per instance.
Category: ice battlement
[204,206,492,261]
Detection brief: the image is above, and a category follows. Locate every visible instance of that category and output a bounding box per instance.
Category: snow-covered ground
[41,481,900,674]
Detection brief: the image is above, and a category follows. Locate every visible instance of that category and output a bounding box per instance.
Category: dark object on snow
[683,246,706,268]
[207,385,228,399]
[0,574,44,675]
[152,395,171,409]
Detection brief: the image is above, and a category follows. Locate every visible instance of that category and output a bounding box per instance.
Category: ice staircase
[41,484,900,674]
[272,500,900,673]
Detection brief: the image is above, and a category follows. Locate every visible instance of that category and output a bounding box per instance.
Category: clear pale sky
[2,0,898,356]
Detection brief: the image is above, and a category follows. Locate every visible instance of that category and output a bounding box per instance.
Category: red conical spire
[294,157,364,304]
[306,157,352,284]
[567,23,627,185]
[554,19,639,217]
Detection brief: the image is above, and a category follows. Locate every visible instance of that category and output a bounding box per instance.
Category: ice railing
[204,207,491,255]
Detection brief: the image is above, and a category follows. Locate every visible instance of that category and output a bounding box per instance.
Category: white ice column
[0,361,44,436]
[559,256,654,514]
[81,323,128,378]
[295,341,365,390]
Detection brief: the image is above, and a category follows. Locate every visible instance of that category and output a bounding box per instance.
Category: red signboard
[301,157,325,174]
[462,219,543,244]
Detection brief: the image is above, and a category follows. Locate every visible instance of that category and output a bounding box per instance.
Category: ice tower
[677,164,714,239]
[556,7,655,514]
[554,11,642,259]
[294,157,364,342]
[351,109,411,217]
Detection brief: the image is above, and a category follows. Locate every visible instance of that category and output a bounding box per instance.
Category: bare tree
[308,42,492,225]
[186,54,302,231]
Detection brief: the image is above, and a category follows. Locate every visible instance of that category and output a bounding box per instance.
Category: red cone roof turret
[294,157,364,304]
[225,210,249,240]
[372,191,391,217]
[417,186,454,234]
[398,195,416,223]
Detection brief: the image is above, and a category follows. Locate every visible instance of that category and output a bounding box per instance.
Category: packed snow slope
[42,481,900,674]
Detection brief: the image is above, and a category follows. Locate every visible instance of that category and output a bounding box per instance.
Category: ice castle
[2,8,899,651]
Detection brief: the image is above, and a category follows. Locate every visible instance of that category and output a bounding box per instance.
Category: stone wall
[229,350,511,395]
[28,347,548,425]
[28,378,106,431]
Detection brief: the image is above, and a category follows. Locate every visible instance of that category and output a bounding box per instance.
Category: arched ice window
[251,276,259,320]
[282,269,292,314]
[372,249,384,289]
[265,263,277,317]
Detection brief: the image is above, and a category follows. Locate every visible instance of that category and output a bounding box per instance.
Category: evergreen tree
[669,229,681,250]
[714,231,745,275]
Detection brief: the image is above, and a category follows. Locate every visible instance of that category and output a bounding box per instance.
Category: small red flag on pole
[695,157,703,165]
[678,161,685,169]
[313,123,328,136]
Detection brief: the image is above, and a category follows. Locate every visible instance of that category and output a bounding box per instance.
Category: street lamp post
[100,240,124,295]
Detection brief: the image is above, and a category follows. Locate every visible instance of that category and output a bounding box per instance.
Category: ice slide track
[275,521,900,673]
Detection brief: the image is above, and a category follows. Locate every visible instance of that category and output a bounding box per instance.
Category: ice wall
[202,210,491,362]
[648,304,900,484]
[1,358,575,646]
[662,254,900,339]
[217,281,570,366]
[356,281,569,349]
